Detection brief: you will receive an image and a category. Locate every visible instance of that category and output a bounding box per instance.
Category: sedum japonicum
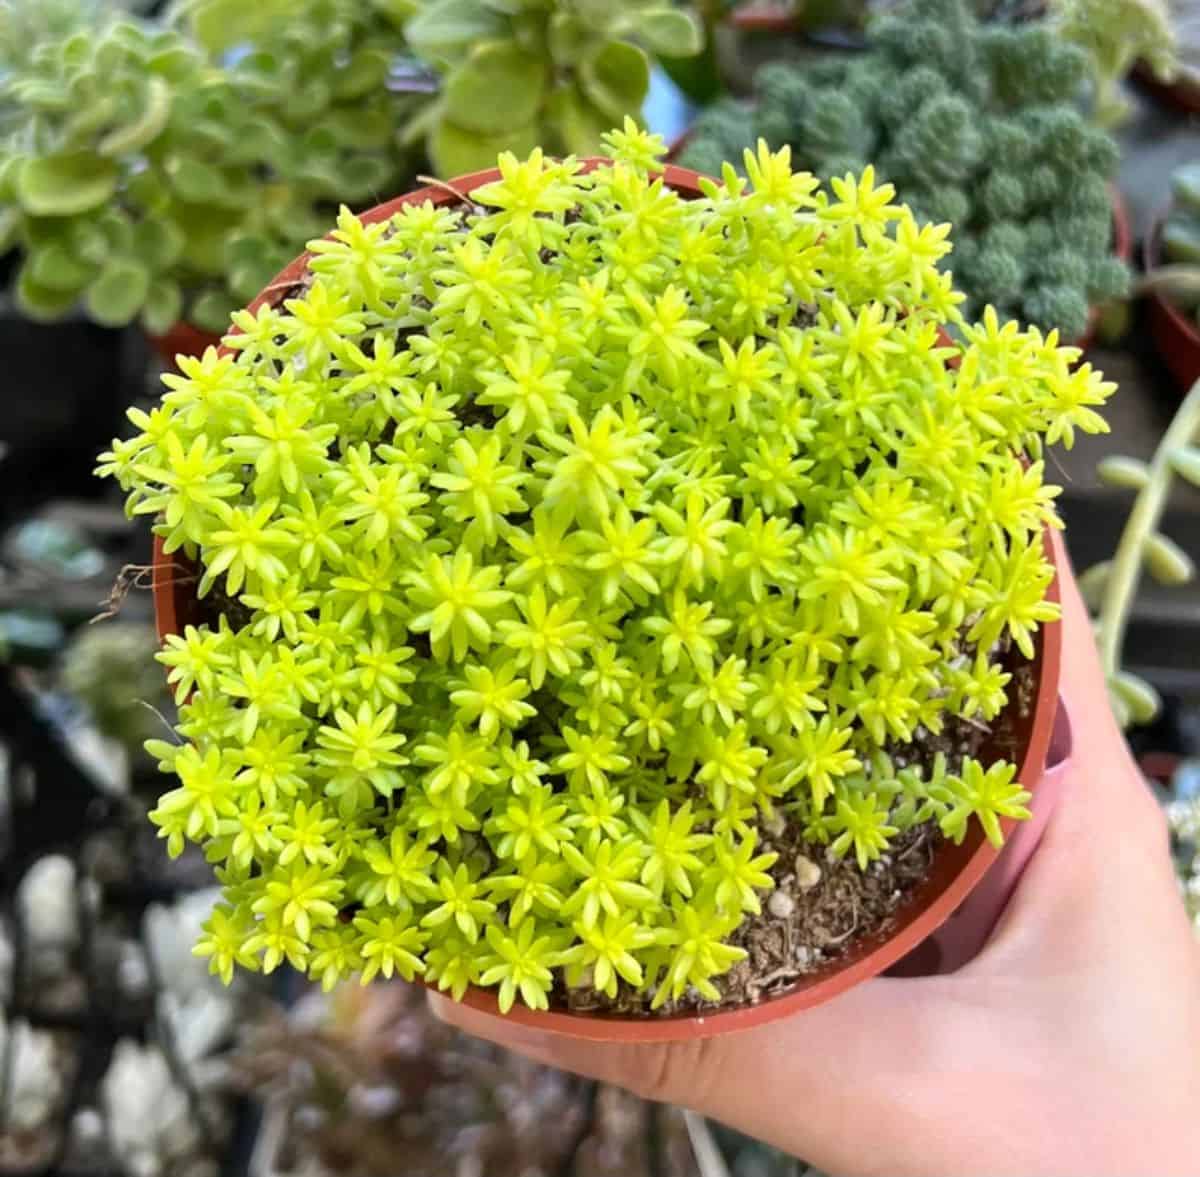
[100,124,1115,1013]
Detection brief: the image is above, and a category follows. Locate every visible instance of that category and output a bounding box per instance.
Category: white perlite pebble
[767,891,796,919]
[762,810,787,838]
[795,856,822,891]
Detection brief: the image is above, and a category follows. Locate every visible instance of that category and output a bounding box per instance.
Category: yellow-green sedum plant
[99,127,1114,1013]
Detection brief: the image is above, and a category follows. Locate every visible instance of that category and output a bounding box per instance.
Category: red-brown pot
[1132,61,1200,116]
[729,5,801,31]
[1144,206,1200,396]
[150,161,1065,1042]
[147,320,222,367]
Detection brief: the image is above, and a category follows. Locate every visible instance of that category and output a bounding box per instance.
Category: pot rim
[1144,202,1200,347]
[151,158,1065,1042]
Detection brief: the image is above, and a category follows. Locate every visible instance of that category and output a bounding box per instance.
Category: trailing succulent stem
[1086,380,1200,727]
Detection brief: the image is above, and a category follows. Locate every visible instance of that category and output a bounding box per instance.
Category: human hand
[432,562,1200,1177]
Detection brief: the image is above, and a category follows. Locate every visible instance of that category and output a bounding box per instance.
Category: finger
[1055,548,1127,760]
[966,556,1179,973]
[430,976,976,1175]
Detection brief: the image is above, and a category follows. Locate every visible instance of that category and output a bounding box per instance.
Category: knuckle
[624,1037,724,1108]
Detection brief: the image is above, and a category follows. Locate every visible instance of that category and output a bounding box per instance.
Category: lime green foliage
[680,0,1128,340]
[402,0,703,175]
[100,130,1113,1010]
[0,0,423,332]
[1046,0,1177,127]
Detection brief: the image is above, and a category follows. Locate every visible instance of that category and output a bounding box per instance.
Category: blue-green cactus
[680,0,1128,338]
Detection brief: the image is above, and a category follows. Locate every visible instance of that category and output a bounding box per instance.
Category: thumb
[430,975,968,1171]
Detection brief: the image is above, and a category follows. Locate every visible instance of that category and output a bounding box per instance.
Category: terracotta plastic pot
[1132,61,1200,116]
[1144,207,1200,397]
[146,320,221,368]
[729,4,801,31]
[151,160,1066,1043]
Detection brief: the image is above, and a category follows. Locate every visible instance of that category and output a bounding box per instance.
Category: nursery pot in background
[146,320,222,368]
[151,161,1066,1043]
[1144,208,1200,397]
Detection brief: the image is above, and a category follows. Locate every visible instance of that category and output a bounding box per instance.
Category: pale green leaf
[545,85,611,156]
[620,8,703,57]
[15,265,78,322]
[333,49,392,101]
[405,0,507,62]
[16,153,119,217]
[548,12,590,65]
[165,156,225,204]
[1095,454,1150,490]
[442,42,545,136]
[1143,531,1195,586]
[578,40,650,123]
[1109,671,1161,726]
[99,77,172,157]
[189,288,240,334]
[141,279,185,337]
[29,243,97,293]
[85,260,151,327]
[429,118,537,177]
[430,118,539,178]
[1170,445,1200,487]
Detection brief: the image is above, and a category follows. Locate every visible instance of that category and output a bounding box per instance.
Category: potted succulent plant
[680,0,1132,344]
[98,125,1113,1041]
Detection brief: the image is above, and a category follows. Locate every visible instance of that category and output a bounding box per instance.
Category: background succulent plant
[1045,0,1178,128]
[679,0,1130,339]
[0,0,425,333]
[401,0,705,175]
[1160,160,1200,276]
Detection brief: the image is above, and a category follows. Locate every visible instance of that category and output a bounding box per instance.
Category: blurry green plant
[1046,0,1177,127]
[62,621,174,756]
[680,0,1129,340]
[1145,161,1200,324]
[400,0,704,175]
[1080,377,1200,728]
[0,0,423,333]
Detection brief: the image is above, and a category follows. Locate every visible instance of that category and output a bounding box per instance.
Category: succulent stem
[1096,377,1200,678]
